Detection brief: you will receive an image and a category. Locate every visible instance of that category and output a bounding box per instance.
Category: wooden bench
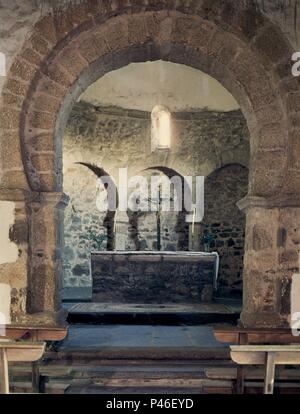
[0,342,45,394]
[230,345,300,394]
[1,325,67,393]
[213,326,300,394]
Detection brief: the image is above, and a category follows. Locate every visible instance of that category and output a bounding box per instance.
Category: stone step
[64,380,300,394]
[7,375,225,395]
[12,358,233,369]
[9,360,300,394]
[9,366,233,394]
[205,367,300,381]
[10,378,300,395]
[9,382,213,395]
[46,347,230,362]
[11,362,300,381]
[10,381,68,394]
[68,377,229,388]
[67,303,240,325]
[8,357,233,394]
[9,365,206,382]
[9,360,231,383]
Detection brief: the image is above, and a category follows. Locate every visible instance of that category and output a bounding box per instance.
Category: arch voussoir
[16,10,289,197]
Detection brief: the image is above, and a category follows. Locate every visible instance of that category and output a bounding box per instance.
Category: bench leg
[264,352,276,394]
[32,361,40,393]
[0,349,9,394]
[39,375,48,394]
[236,366,245,394]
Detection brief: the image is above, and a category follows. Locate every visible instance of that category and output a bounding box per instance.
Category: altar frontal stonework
[91,252,217,303]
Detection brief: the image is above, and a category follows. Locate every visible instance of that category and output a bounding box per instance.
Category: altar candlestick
[191,207,196,234]
[113,209,118,233]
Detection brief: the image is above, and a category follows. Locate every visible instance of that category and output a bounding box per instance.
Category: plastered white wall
[292,273,300,317]
[0,201,18,264]
[0,283,11,325]
[80,61,240,112]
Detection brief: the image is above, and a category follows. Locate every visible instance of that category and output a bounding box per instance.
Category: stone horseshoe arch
[1,1,299,326]
[22,12,290,195]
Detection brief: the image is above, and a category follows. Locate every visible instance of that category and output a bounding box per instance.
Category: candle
[113,209,118,233]
[191,207,196,234]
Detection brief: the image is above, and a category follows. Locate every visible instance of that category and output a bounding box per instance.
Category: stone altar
[91,251,219,303]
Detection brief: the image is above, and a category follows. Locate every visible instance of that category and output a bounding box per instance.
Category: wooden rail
[1,325,67,393]
[230,345,300,394]
[0,342,45,394]
[213,326,300,394]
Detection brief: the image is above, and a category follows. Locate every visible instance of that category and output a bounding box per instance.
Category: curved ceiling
[79,60,239,112]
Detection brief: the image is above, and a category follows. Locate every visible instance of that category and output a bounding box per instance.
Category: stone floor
[57,324,226,351]
[67,302,241,314]
[9,323,300,394]
[65,300,242,324]
[37,302,240,393]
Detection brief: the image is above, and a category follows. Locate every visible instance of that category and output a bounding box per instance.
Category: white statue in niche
[151,105,171,152]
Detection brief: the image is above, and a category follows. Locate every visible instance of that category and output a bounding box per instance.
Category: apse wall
[63,102,249,295]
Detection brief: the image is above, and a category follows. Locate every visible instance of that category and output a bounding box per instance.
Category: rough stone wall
[63,102,249,295]
[201,164,249,297]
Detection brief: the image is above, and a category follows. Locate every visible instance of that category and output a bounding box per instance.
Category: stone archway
[1,1,300,326]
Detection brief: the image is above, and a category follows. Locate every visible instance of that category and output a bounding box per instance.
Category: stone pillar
[188,223,202,251]
[115,211,130,250]
[127,211,141,251]
[239,196,300,328]
[26,192,69,326]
